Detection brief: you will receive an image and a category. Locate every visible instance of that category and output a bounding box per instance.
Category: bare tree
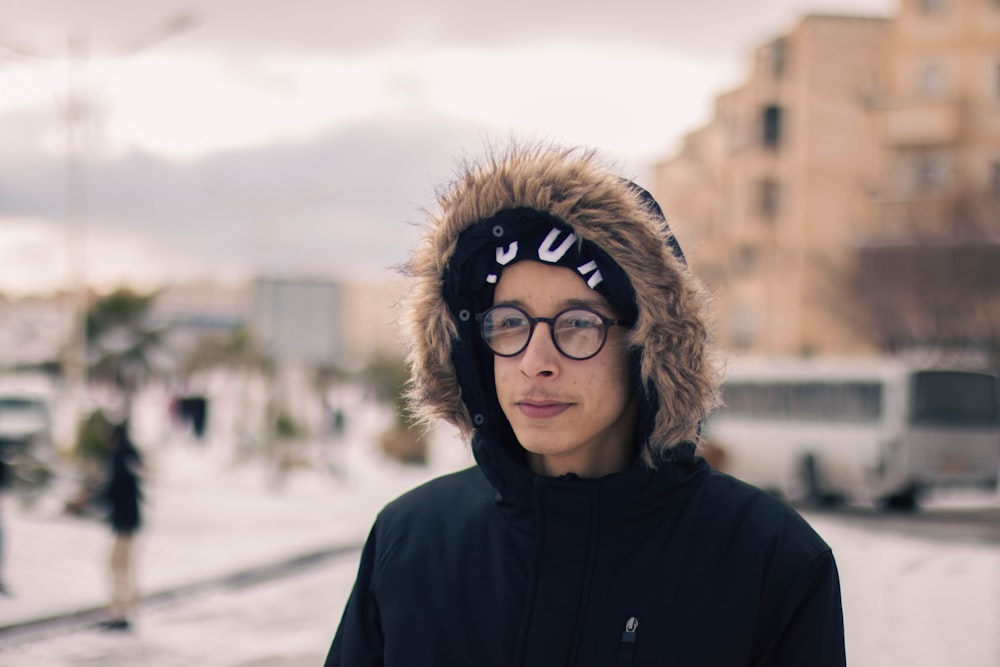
[833,188,1000,363]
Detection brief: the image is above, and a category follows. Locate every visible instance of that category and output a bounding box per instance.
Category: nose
[519,322,560,378]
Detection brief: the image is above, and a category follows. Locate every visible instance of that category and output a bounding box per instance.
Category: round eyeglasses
[476,304,628,361]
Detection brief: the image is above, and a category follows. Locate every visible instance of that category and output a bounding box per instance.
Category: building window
[732,306,757,351]
[912,153,949,192]
[919,0,947,14]
[724,108,745,150]
[918,62,946,98]
[759,178,781,219]
[734,245,759,275]
[770,39,787,79]
[762,105,783,149]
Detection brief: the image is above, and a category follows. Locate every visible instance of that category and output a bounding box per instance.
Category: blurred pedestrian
[181,395,209,441]
[0,441,10,596]
[325,143,845,666]
[332,407,345,438]
[95,421,144,630]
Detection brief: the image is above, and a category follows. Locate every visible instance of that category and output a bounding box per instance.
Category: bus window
[910,371,999,426]
[790,382,882,422]
[721,381,882,422]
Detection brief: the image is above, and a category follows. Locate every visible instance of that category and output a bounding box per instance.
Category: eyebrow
[496,297,613,313]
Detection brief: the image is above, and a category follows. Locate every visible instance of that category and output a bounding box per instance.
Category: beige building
[879,0,1000,234]
[651,0,1000,357]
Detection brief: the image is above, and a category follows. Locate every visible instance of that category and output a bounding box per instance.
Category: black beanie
[444,208,638,326]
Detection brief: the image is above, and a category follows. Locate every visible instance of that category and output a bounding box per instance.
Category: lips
[516,400,573,419]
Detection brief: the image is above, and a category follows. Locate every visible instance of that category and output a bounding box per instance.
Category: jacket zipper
[616,616,638,667]
[566,484,602,665]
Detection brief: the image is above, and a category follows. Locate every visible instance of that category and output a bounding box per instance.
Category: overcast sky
[0,0,895,296]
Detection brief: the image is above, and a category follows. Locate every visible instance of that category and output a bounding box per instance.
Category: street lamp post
[64,33,90,433]
[0,13,197,442]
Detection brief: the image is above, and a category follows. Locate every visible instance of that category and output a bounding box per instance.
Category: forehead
[493,261,612,311]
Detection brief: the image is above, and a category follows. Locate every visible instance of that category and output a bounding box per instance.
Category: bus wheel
[799,453,822,506]
[880,485,919,512]
[798,453,843,508]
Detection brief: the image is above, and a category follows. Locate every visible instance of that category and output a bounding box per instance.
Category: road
[1,505,997,667]
[804,503,1000,544]
[0,551,360,667]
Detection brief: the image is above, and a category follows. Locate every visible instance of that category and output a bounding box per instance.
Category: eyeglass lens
[480,306,611,360]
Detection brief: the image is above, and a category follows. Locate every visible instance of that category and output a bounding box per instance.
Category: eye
[497,314,527,330]
[557,310,603,331]
[485,307,529,332]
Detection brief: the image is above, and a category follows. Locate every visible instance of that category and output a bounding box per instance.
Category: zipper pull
[617,616,638,667]
[621,616,638,643]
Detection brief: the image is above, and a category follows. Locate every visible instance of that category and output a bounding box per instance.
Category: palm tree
[85,288,170,415]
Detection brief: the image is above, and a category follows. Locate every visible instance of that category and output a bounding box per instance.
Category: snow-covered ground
[0,384,472,640]
[0,383,997,666]
[0,558,358,667]
[815,514,999,665]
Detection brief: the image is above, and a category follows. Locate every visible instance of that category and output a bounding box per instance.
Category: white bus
[703,357,1000,509]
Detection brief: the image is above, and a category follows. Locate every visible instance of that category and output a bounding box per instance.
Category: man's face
[492,260,637,477]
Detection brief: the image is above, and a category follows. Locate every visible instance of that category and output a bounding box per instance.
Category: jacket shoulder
[381,466,490,515]
[695,473,846,664]
[375,467,492,533]
[698,468,833,564]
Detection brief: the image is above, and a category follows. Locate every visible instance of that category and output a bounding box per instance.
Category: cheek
[602,360,635,410]
[493,359,514,398]
[596,349,633,389]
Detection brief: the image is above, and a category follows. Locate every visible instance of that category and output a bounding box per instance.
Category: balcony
[882,101,961,147]
[871,192,1000,240]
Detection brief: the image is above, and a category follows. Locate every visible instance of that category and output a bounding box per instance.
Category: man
[325,144,845,666]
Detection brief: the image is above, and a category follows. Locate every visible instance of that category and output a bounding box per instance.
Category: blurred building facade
[248,277,403,370]
[652,0,1000,360]
[152,277,404,371]
[0,292,75,370]
[0,278,403,382]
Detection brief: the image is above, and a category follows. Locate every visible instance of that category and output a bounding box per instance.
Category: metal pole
[65,32,90,442]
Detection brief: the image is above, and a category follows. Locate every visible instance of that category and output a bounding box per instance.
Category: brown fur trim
[401,143,722,462]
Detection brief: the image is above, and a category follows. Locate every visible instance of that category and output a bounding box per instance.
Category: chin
[511,427,573,459]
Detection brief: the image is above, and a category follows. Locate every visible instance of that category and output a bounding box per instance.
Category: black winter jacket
[326,439,844,667]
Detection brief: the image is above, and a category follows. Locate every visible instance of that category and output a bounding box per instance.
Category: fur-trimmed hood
[402,144,720,467]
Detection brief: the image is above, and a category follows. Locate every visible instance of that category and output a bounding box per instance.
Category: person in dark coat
[0,441,10,596]
[324,144,846,666]
[97,421,144,631]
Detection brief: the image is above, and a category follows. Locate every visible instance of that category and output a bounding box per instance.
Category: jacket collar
[471,432,707,532]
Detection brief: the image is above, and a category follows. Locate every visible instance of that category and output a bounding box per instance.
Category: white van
[0,373,59,452]
[704,357,1000,509]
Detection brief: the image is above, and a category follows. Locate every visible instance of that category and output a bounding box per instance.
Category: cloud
[0,112,499,293]
[3,0,893,62]
[0,0,898,296]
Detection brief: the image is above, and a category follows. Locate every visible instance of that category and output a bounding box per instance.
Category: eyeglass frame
[475,304,629,361]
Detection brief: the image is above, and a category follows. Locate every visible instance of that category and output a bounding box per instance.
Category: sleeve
[324,523,385,667]
[751,548,846,667]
